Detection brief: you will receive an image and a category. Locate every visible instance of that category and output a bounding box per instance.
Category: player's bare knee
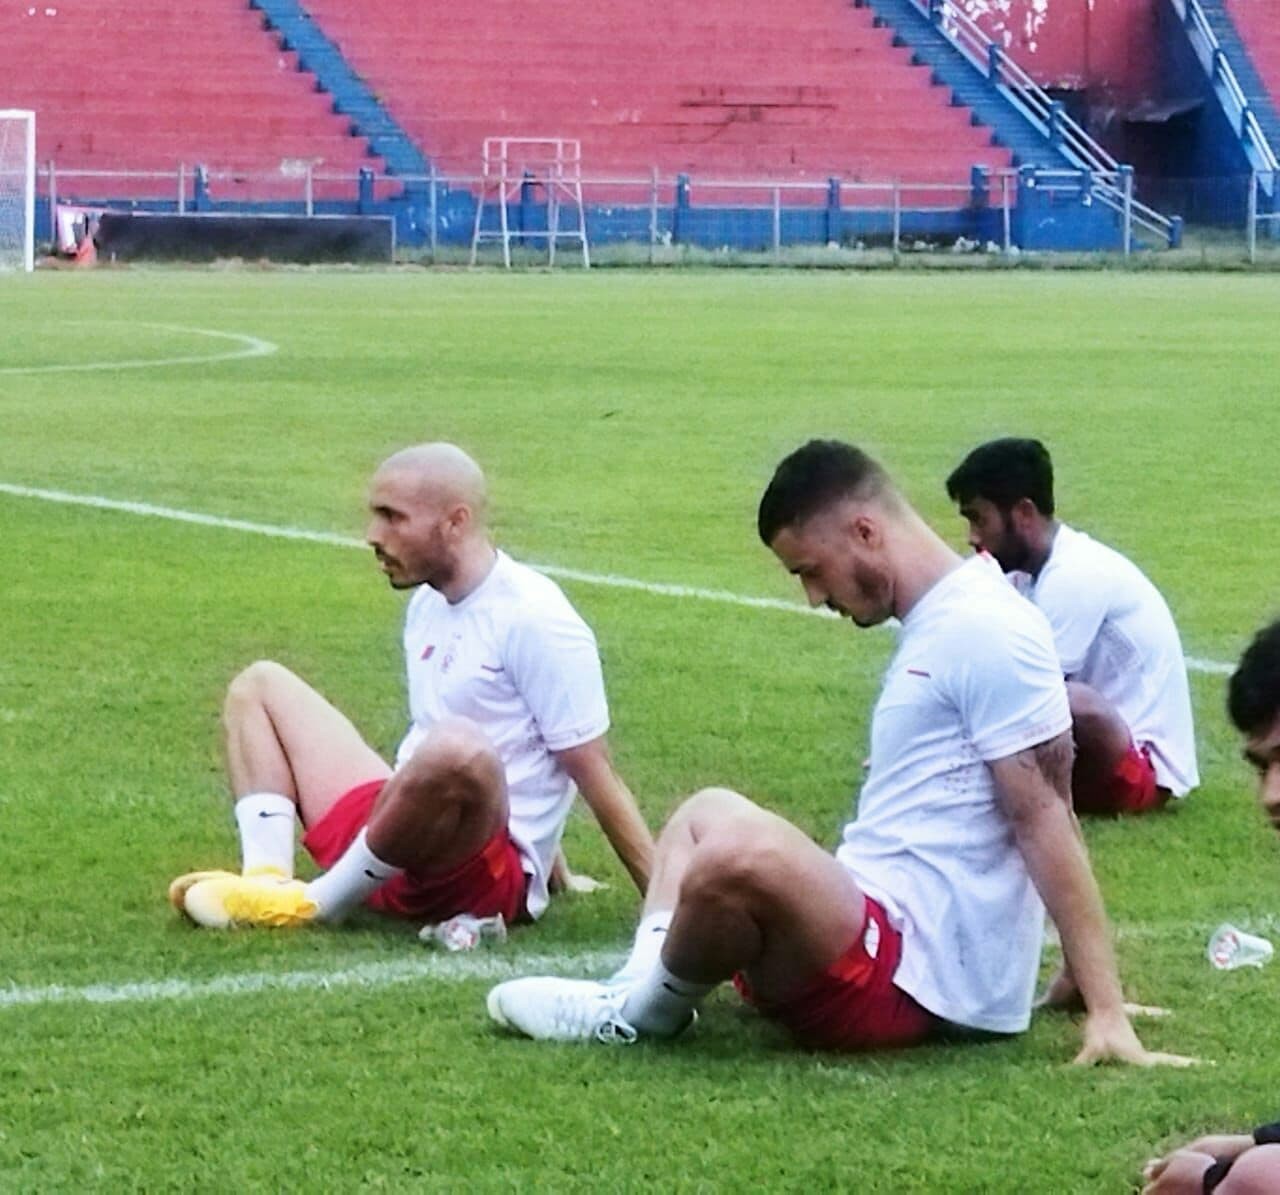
[680,826,783,912]
[401,717,501,803]
[1066,681,1111,736]
[670,786,756,836]
[223,660,288,722]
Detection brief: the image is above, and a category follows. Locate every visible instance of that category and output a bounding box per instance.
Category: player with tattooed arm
[487,440,1191,1064]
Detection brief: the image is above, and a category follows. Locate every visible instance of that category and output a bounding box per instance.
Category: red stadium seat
[302,0,1012,183]
[8,0,376,199]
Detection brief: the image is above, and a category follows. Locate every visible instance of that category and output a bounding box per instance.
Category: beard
[989,522,1033,573]
[847,557,894,626]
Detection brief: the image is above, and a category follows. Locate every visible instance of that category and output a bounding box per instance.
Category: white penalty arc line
[0,481,1236,677]
[0,324,278,375]
[0,948,623,1012]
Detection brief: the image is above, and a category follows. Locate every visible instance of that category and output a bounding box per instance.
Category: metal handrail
[908,0,1118,176]
[1091,187,1174,243]
[1169,0,1279,173]
[902,0,1178,241]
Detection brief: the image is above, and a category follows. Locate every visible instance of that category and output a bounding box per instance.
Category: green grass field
[1,268,1277,1191]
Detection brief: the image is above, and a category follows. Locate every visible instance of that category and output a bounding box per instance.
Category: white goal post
[0,110,36,273]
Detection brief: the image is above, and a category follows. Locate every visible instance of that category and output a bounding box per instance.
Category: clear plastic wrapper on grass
[419,913,508,952]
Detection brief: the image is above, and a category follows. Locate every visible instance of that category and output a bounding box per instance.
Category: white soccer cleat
[487,977,639,1044]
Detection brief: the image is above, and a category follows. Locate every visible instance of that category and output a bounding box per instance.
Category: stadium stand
[1,0,1175,250]
[1219,0,1280,151]
[299,0,1015,188]
[2,0,377,201]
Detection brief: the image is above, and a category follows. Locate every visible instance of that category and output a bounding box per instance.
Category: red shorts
[1075,742,1167,816]
[734,897,938,1052]
[301,779,529,923]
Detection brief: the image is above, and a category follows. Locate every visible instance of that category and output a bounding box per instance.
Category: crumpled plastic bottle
[419,913,508,952]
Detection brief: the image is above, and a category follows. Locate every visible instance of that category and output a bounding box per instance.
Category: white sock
[234,792,297,876]
[610,910,673,984]
[303,828,403,922]
[621,958,713,1037]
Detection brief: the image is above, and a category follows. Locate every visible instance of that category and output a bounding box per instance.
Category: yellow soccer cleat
[168,869,238,912]
[168,865,289,912]
[181,872,318,929]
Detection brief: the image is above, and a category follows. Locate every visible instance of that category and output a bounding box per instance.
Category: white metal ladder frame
[469,137,590,268]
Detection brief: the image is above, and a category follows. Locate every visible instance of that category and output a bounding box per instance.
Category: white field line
[0,324,277,376]
[0,481,1236,676]
[1,915,1266,1013]
[0,948,623,1012]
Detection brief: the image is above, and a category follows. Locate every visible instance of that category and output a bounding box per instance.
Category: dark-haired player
[487,440,1186,1067]
[946,437,1198,816]
[1227,619,1280,833]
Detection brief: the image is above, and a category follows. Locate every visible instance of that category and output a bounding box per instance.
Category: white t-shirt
[1011,524,1199,797]
[837,554,1072,1034]
[394,550,610,919]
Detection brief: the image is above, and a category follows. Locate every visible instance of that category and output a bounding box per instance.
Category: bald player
[169,443,654,930]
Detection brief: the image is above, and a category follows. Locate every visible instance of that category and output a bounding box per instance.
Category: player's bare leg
[295,715,508,922]
[363,716,508,874]
[1065,680,1158,815]
[178,708,510,928]
[615,787,864,1033]
[488,787,865,1042]
[222,659,391,825]
[649,788,864,994]
[169,660,392,911]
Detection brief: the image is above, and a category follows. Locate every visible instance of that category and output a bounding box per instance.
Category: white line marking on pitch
[0,949,623,1012]
[0,482,1236,675]
[1,914,1258,1013]
[0,324,277,375]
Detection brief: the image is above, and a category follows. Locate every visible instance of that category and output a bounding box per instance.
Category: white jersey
[395,550,610,919]
[1011,524,1198,797]
[837,555,1072,1034]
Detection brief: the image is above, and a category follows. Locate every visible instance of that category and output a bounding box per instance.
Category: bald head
[366,443,496,595]
[375,442,489,527]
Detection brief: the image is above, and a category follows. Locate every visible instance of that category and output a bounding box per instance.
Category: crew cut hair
[757,439,893,545]
[1228,620,1280,737]
[945,437,1055,516]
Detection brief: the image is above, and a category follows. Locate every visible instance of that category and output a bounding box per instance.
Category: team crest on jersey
[421,644,435,660]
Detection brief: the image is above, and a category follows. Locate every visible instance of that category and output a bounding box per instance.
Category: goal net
[0,110,35,273]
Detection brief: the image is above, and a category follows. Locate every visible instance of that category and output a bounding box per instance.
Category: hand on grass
[563,871,608,893]
[1038,970,1170,1020]
[1072,1009,1197,1068]
[548,849,608,895]
[1140,1148,1215,1194]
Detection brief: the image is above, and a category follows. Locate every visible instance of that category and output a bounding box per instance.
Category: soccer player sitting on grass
[946,437,1199,817]
[169,443,653,930]
[1227,619,1280,836]
[486,440,1188,1064]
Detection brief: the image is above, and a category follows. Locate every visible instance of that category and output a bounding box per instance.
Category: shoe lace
[555,990,637,1045]
[594,1016,638,1045]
